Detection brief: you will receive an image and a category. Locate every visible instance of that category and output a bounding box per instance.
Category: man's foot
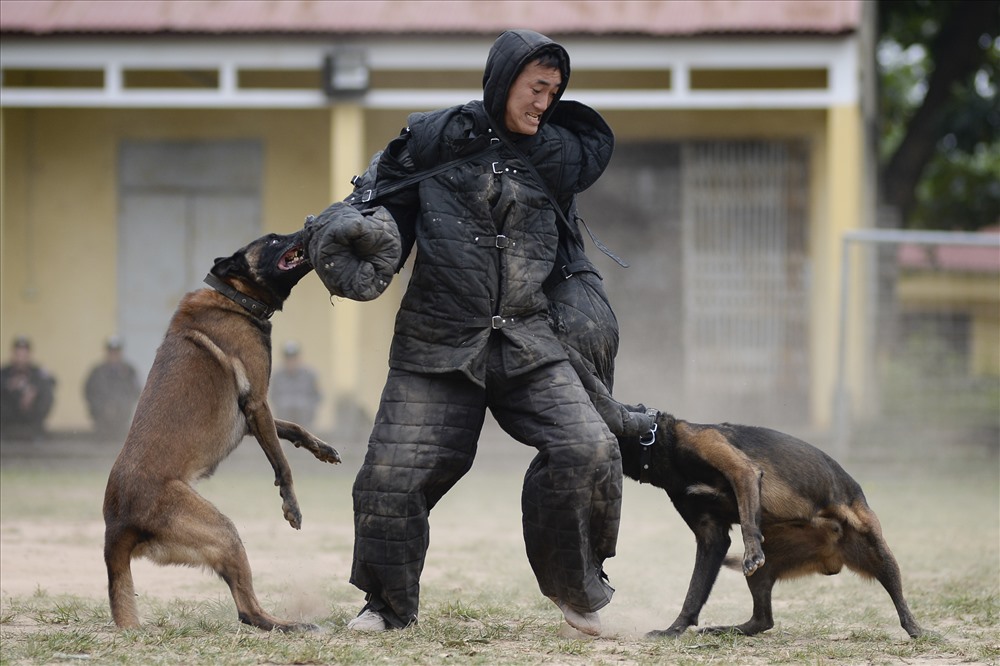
[346,609,387,632]
[550,598,601,637]
[557,621,598,639]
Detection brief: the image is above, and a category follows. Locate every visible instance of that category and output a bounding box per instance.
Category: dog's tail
[105,527,141,628]
[722,555,743,571]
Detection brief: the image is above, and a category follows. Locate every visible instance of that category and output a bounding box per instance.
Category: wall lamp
[323,49,369,97]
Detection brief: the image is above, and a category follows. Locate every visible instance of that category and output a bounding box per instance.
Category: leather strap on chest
[354,141,503,205]
[495,136,630,269]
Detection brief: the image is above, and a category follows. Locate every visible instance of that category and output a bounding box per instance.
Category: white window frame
[0,35,858,110]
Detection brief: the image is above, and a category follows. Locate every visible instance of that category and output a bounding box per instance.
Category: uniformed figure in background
[1,336,56,441]
[269,340,322,431]
[84,335,142,440]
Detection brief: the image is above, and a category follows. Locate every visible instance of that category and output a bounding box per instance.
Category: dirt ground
[1,424,998,663]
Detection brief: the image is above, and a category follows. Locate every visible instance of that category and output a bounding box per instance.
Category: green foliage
[911,143,1000,230]
[877,0,1000,230]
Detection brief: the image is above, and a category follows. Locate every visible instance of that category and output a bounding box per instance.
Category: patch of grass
[2,591,999,665]
[1,455,997,665]
[940,591,999,626]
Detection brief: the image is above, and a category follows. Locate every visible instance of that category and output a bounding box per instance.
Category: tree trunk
[881,0,1000,224]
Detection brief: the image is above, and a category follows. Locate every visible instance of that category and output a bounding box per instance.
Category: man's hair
[533,46,565,73]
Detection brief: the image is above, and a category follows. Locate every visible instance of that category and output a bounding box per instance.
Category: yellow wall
[0,106,398,433]
[971,306,1000,376]
[818,105,864,428]
[899,272,1000,376]
[1,103,854,434]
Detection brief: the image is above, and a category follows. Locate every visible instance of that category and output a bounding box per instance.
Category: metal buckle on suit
[362,189,374,202]
[492,161,503,174]
[474,235,513,249]
[639,422,657,447]
[638,408,659,484]
[491,315,507,329]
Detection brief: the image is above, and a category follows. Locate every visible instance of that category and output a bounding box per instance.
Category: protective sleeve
[305,202,402,302]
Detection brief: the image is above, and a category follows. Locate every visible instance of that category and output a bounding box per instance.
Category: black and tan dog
[103,230,340,632]
[619,412,923,639]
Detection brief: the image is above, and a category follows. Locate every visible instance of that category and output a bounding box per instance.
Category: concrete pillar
[816,104,864,431]
[327,102,367,434]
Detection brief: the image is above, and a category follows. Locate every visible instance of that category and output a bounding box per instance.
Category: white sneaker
[346,609,387,632]
[557,621,597,639]
[551,598,601,636]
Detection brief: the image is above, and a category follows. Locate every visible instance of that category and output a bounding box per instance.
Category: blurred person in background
[269,340,322,431]
[0,336,56,441]
[84,335,142,440]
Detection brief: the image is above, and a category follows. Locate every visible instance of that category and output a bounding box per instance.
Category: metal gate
[117,140,263,379]
[681,141,810,426]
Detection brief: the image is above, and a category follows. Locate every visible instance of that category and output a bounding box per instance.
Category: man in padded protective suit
[304,29,654,636]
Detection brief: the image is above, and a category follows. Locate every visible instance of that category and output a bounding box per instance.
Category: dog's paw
[743,549,765,577]
[284,510,302,530]
[742,531,765,576]
[282,500,302,529]
[294,437,342,464]
[646,625,687,639]
[274,621,320,633]
[312,441,341,464]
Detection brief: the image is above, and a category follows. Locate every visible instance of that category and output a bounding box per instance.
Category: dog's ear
[211,253,249,279]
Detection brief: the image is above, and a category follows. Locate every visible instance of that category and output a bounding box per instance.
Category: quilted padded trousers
[350,339,622,628]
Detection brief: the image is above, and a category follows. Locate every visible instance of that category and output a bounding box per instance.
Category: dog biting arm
[306,202,402,302]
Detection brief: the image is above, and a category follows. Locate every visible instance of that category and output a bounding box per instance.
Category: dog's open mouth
[279,245,309,270]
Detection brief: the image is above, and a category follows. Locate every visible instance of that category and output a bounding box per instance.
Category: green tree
[878,0,999,230]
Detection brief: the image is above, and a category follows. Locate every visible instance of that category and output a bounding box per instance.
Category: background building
[2,0,877,438]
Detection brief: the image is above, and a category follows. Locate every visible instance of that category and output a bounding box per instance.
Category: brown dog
[103,230,340,632]
[618,412,923,639]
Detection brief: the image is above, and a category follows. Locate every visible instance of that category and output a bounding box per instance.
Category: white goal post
[832,228,1000,454]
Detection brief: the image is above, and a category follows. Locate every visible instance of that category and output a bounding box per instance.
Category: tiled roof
[898,228,1000,273]
[0,0,863,36]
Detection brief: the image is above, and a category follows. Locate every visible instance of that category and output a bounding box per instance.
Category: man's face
[504,60,562,136]
[11,346,31,368]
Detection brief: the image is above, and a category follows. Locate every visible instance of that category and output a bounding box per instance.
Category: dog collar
[203,273,274,320]
[638,408,660,484]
